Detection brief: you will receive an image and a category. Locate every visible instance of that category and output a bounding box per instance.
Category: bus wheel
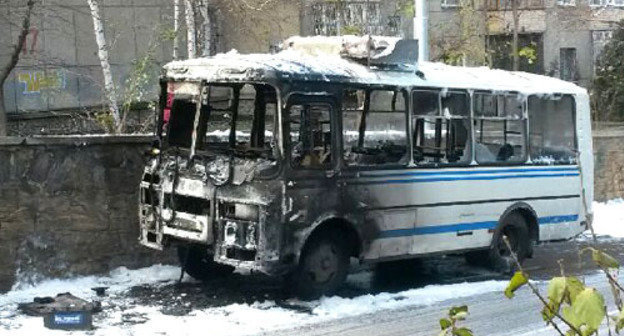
[489,212,530,274]
[177,245,234,281]
[293,233,349,300]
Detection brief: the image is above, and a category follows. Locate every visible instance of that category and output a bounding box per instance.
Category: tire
[292,233,350,300]
[177,245,235,281]
[487,212,531,274]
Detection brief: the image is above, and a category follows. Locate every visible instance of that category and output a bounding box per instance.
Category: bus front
[139,79,287,277]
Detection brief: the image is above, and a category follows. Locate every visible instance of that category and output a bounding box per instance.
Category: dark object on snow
[18,292,101,317]
[44,311,93,331]
[91,286,109,297]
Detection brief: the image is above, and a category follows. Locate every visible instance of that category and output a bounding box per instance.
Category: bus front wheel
[292,233,349,299]
[177,245,235,281]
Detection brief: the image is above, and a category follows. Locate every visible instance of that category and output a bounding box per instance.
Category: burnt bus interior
[157,81,578,169]
[162,83,278,161]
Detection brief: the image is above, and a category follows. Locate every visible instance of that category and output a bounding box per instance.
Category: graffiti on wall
[17,69,67,95]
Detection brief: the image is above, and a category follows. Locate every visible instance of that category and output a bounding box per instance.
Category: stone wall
[593,130,624,202]
[0,136,175,292]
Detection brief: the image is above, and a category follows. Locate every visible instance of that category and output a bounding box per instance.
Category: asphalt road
[259,237,624,336]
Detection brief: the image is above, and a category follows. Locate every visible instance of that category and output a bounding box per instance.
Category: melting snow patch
[591,199,624,238]
[1,273,505,336]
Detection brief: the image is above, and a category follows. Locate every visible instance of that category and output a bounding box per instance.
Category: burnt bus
[140,50,593,298]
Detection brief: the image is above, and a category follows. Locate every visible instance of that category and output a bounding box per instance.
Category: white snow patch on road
[589,199,624,238]
[1,263,506,336]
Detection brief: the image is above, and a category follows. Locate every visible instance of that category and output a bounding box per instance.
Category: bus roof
[164,50,587,96]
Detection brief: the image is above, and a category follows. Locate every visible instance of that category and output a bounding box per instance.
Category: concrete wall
[0,136,176,292]
[593,131,624,202]
[0,133,622,292]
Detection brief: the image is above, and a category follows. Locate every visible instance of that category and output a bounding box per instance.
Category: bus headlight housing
[220,202,260,222]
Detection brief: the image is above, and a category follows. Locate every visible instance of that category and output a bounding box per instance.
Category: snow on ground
[0,263,506,336]
[591,199,624,238]
[2,199,623,335]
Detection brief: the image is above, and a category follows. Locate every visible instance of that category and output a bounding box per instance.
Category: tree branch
[0,0,35,85]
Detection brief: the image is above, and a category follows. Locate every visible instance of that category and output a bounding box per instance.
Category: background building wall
[0,0,300,115]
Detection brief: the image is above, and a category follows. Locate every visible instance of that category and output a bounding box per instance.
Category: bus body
[139,51,593,297]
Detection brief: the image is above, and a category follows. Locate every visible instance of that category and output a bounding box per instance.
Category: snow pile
[592,199,624,238]
[0,264,506,336]
[164,49,376,82]
[283,35,400,60]
[1,265,180,308]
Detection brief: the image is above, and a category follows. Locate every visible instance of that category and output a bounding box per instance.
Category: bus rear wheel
[177,245,235,281]
[488,212,531,274]
[293,233,349,300]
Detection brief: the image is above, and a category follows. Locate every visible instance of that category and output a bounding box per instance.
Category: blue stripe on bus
[358,167,579,179]
[378,214,580,238]
[349,173,580,185]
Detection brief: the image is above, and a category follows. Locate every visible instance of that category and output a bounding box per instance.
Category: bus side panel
[344,167,583,260]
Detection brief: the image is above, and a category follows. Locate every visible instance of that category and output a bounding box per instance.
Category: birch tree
[198,0,212,57]
[0,0,36,136]
[184,0,197,59]
[173,0,181,60]
[86,0,122,133]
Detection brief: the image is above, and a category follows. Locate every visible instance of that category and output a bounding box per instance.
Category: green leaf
[565,277,585,304]
[454,311,468,321]
[561,288,606,335]
[590,248,620,269]
[449,305,469,318]
[505,271,528,299]
[453,327,474,336]
[440,318,452,330]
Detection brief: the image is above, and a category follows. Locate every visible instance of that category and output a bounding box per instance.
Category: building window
[441,0,460,8]
[592,30,614,70]
[590,0,624,6]
[557,0,576,5]
[312,1,384,36]
[560,48,578,82]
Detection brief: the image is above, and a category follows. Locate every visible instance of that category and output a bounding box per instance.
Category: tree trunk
[0,0,35,136]
[184,0,197,59]
[173,0,181,60]
[483,0,490,67]
[512,0,520,71]
[86,0,122,133]
[198,0,211,57]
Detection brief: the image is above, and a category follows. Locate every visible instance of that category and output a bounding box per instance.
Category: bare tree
[86,0,122,133]
[198,0,212,57]
[0,0,35,136]
[173,0,181,60]
[511,0,519,71]
[184,0,197,59]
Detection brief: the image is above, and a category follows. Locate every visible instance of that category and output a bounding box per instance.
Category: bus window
[342,89,408,167]
[290,103,332,169]
[412,90,471,165]
[528,95,576,165]
[474,93,526,164]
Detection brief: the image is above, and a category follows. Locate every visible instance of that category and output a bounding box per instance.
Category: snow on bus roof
[164,50,586,96]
